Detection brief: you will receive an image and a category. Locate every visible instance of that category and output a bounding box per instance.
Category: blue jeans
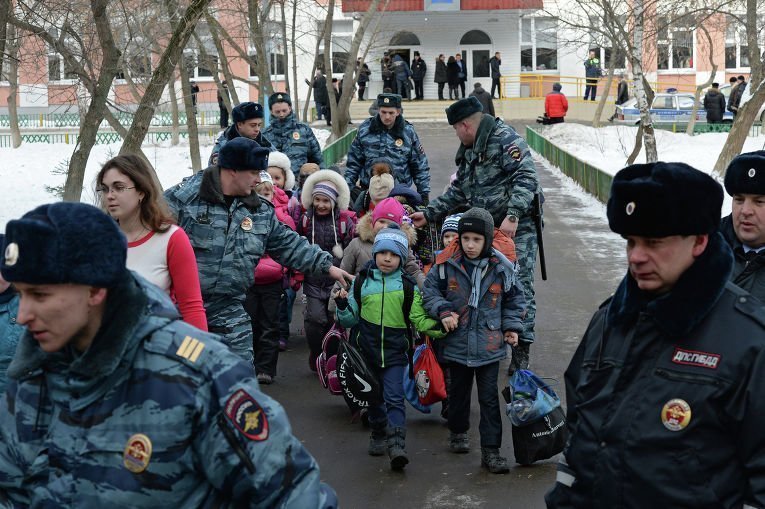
[368,364,407,430]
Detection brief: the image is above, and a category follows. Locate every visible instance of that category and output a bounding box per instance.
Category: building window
[184,23,217,79]
[116,38,152,81]
[317,19,354,75]
[390,31,421,46]
[47,29,79,82]
[657,17,694,70]
[460,30,491,45]
[725,16,750,69]
[589,16,628,69]
[520,18,558,71]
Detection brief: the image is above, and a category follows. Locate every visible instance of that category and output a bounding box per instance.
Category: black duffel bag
[337,340,383,409]
[511,406,568,465]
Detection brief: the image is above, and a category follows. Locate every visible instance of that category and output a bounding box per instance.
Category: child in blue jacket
[423,208,526,474]
[335,225,443,471]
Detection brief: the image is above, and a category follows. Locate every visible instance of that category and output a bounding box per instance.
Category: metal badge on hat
[277,94,283,100]
[626,202,636,215]
[4,242,18,266]
[123,433,153,473]
[749,168,757,178]
[383,97,390,104]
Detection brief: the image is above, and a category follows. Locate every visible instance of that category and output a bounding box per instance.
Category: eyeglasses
[97,184,136,195]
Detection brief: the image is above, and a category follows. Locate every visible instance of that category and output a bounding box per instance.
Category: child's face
[442,231,458,248]
[267,167,286,189]
[375,250,401,274]
[460,232,485,259]
[373,217,394,233]
[256,183,274,203]
[313,195,333,215]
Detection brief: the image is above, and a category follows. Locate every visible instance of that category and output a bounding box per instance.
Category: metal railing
[322,128,357,166]
[502,74,699,100]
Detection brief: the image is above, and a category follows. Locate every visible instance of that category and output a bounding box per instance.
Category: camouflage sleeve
[163,187,183,223]
[308,130,324,167]
[265,212,333,275]
[344,132,365,188]
[196,358,329,508]
[0,384,31,506]
[424,164,467,223]
[408,129,431,195]
[501,135,539,219]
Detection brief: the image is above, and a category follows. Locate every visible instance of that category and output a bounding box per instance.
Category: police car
[720,84,765,124]
[614,92,734,125]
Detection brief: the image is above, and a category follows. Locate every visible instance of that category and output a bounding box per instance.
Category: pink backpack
[316,324,347,395]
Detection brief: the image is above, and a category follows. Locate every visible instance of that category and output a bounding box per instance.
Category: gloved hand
[334,296,349,310]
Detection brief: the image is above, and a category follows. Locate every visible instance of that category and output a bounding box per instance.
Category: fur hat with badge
[231,102,264,123]
[302,169,351,258]
[1,202,127,287]
[267,151,295,190]
[218,137,270,171]
[607,162,723,237]
[369,158,396,204]
[723,150,765,196]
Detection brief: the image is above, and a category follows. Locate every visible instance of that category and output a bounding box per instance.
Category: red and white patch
[225,389,269,441]
[671,347,720,370]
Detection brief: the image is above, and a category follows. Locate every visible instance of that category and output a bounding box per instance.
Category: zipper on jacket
[380,275,386,367]
[654,368,723,387]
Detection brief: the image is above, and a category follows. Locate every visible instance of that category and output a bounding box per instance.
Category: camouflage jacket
[164,166,333,303]
[208,124,274,166]
[425,115,539,226]
[0,273,335,508]
[262,113,323,176]
[345,115,431,195]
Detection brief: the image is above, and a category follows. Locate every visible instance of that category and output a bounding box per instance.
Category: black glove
[335,296,349,310]
[420,193,429,206]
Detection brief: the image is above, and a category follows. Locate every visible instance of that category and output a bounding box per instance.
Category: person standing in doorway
[583,50,601,101]
[434,54,448,101]
[411,51,427,101]
[382,53,395,92]
[446,56,461,100]
[455,53,467,98]
[489,52,502,99]
[392,53,413,101]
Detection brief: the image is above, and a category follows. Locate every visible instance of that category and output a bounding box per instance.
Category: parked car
[720,84,765,123]
[615,92,734,125]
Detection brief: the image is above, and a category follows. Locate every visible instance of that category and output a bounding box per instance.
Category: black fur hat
[218,137,270,171]
[445,96,483,125]
[377,93,402,108]
[723,150,765,196]
[607,162,723,237]
[268,92,292,109]
[231,102,264,123]
[1,202,127,287]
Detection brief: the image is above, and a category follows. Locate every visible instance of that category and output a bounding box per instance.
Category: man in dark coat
[728,75,747,116]
[356,58,371,100]
[434,54,448,100]
[469,82,495,117]
[307,70,329,121]
[608,73,629,122]
[455,53,467,98]
[546,161,765,508]
[411,51,427,101]
[489,52,502,99]
[721,150,765,302]
[703,82,726,123]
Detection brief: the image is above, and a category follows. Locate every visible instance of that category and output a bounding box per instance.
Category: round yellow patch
[661,398,691,431]
[395,139,403,147]
[241,217,253,231]
[292,131,301,140]
[123,434,152,473]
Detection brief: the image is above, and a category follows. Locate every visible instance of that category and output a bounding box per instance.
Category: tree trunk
[179,66,202,171]
[168,72,180,145]
[63,0,121,201]
[593,64,615,128]
[120,0,212,154]
[6,23,21,148]
[206,10,239,106]
[280,0,290,96]
[290,0,300,120]
[248,0,274,102]
[686,27,716,136]
[302,21,327,122]
[712,88,765,175]
[626,124,643,165]
[630,0,657,163]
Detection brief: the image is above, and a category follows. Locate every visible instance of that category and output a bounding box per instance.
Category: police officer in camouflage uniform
[209,101,274,166]
[412,97,541,373]
[345,93,431,203]
[262,93,324,178]
[0,202,337,508]
[165,137,352,365]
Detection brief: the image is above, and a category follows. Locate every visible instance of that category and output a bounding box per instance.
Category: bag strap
[353,268,367,318]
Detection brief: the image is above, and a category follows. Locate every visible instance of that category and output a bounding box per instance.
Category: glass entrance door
[467,48,491,91]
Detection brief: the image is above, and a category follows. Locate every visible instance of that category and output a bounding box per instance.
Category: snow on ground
[0,127,331,230]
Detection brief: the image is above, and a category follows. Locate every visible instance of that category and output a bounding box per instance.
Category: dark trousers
[219,107,229,128]
[437,82,446,100]
[491,77,501,98]
[413,79,424,99]
[368,364,407,430]
[358,84,366,100]
[304,295,333,365]
[449,85,459,100]
[396,79,410,100]
[448,361,502,448]
[383,78,394,92]
[584,79,597,101]
[279,287,296,340]
[542,116,564,125]
[315,101,326,120]
[459,81,466,98]
[244,282,284,376]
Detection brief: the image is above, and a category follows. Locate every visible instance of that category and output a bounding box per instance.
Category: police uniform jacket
[262,113,323,176]
[721,214,765,302]
[345,114,431,196]
[0,273,335,508]
[546,234,765,509]
[425,114,539,226]
[164,166,333,304]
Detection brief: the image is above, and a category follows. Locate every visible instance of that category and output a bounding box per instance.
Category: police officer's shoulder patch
[224,389,269,441]
[146,324,212,370]
[506,143,522,161]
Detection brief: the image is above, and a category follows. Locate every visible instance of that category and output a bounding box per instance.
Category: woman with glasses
[97,155,208,331]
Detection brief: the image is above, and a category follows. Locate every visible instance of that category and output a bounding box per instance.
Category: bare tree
[686,25,717,135]
[248,0,275,101]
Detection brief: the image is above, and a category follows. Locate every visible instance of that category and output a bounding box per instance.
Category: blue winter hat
[373,224,409,262]
[1,202,127,287]
[232,102,264,123]
[268,92,292,109]
[218,137,270,171]
[441,213,462,238]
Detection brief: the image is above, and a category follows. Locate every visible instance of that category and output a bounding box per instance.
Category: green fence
[0,129,220,148]
[321,128,357,167]
[526,126,613,203]
[0,111,222,129]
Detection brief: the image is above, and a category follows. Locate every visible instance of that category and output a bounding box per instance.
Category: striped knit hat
[373,224,409,262]
[441,213,462,239]
[312,180,339,204]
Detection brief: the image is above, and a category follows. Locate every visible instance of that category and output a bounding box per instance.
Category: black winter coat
[469,86,495,117]
[546,233,765,509]
[446,61,461,87]
[434,59,447,83]
[615,81,629,105]
[312,75,329,104]
[411,59,427,80]
[703,89,726,122]
[721,214,765,301]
